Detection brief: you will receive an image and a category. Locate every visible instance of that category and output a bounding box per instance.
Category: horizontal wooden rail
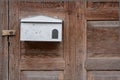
[85,9,119,20]
[85,58,120,70]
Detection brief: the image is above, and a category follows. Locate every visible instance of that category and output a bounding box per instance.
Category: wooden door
[86,1,120,80]
[9,1,67,80]
[0,0,120,80]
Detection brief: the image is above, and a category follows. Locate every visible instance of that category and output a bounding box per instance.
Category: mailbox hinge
[2,30,16,36]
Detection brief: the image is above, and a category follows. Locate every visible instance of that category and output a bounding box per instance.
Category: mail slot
[20,15,62,42]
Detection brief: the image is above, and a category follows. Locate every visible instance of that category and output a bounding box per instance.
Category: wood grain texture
[88,71,120,80]
[0,0,9,80]
[20,57,65,70]
[21,71,64,80]
[86,2,120,80]
[16,0,119,2]
[87,0,119,2]
[76,2,87,80]
[9,0,20,80]
[87,21,120,57]
[19,1,65,14]
[63,2,71,80]
[0,1,2,79]
[86,58,120,70]
[86,9,118,20]
[68,2,76,80]
[19,2,64,9]
[86,2,119,20]
[21,42,63,57]
[87,2,119,9]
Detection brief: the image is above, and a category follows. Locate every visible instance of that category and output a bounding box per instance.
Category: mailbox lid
[21,15,63,23]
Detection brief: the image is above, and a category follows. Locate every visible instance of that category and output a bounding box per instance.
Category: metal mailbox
[20,15,62,42]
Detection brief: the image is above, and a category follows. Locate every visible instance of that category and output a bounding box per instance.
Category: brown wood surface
[87,21,120,57]
[1,1,119,80]
[9,1,20,80]
[0,0,9,80]
[86,2,120,80]
[86,2,118,20]
[68,2,76,80]
[86,58,120,70]
[63,2,71,80]
[16,0,119,2]
[20,57,65,70]
[76,2,87,80]
[87,0,119,2]
[87,2,119,9]
[86,9,118,20]
[21,71,64,80]
[88,71,120,80]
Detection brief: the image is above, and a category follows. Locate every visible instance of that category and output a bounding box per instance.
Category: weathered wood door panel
[0,1,120,80]
[86,1,120,80]
[9,1,68,80]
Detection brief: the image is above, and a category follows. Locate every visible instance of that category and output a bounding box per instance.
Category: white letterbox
[20,15,62,42]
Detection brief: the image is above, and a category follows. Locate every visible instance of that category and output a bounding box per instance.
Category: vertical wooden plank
[64,2,87,80]
[76,2,87,80]
[68,2,77,80]
[0,1,2,79]
[64,2,71,80]
[0,0,9,80]
[63,2,77,80]
[9,0,20,80]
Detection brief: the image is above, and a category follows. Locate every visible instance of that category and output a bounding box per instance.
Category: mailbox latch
[2,30,16,36]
